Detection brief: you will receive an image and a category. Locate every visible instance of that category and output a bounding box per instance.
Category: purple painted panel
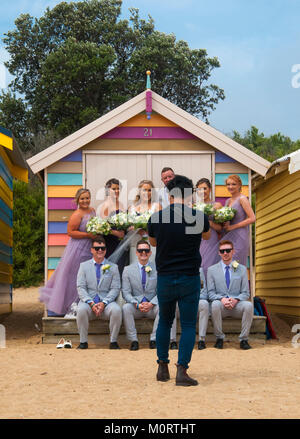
[61,150,82,162]
[48,198,77,210]
[100,127,197,139]
[215,152,236,163]
[215,197,228,206]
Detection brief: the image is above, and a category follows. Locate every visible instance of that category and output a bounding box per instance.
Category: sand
[0,286,300,420]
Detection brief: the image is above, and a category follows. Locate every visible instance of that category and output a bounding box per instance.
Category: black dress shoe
[214,338,223,349]
[130,341,139,351]
[170,341,178,350]
[77,342,88,349]
[240,340,252,350]
[109,342,120,350]
[149,340,156,349]
[198,340,206,350]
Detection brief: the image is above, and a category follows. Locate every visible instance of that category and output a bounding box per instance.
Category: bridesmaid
[221,174,256,266]
[196,178,223,279]
[40,188,96,316]
[99,178,127,274]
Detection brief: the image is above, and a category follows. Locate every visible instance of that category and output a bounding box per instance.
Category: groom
[207,240,253,350]
[76,236,122,349]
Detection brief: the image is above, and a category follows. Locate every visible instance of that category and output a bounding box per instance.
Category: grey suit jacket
[207,261,249,302]
[121,261,158,306]
[77,258,121,305]
[199,267,208,301]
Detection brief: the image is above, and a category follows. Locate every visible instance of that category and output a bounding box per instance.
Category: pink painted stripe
[48,198,77,210]
[100,127,197,139]
[215,197,229,206]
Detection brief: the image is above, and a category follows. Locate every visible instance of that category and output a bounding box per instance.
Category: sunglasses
[137,248,151,254]
[219,248,233,254]
[92,246,106,252]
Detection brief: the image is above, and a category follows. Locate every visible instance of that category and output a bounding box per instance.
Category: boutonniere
[200,279,204,289]
[145,266,152,274]
[102,264,111,273]
[232,261,239,272]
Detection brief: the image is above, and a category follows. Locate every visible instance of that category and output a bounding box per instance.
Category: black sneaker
[214,338,223,349]
[77,342,88,349]
[240,340,252,350]
[170,341,178,350]
[130,341,139,351]
[149,340,156,349]
[198,340,206,350]
[109,342,121,350]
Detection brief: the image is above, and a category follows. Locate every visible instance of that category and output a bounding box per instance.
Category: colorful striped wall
[46,112,251,283]
[255,169,300,316]
[47,150,83,280]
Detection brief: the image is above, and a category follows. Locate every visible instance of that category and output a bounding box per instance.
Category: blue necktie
[95,263,102,285]
[225,265,230,289]
[141,266,146,290]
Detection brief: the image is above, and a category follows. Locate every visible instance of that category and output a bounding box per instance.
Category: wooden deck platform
[42,315,267,345]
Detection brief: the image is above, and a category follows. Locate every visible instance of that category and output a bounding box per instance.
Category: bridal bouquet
[107,212,130,230]
[128,211,152,230]
[213,206,236,224]
[193,202,215,216]
[86,216,111,235]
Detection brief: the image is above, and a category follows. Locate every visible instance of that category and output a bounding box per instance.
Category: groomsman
[76,236,122,349]
[122,240,177,350]
[207,240,253,350]
[197,268,210,350]
[158,167,175,208]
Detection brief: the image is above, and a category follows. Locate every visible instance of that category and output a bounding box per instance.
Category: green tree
[1,0,225,151]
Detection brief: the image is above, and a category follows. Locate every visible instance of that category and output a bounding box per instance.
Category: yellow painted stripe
[0,133,13,150]
[0,176,13,200]
[11,164,28,183]
[119,113,178,127]
[0,219,13,246]
[0,303,12,314]
[0,186,13,209]
[215,186,248,197]
[47,185,82,197]
[0,261,12,275]
[48,269,55,280]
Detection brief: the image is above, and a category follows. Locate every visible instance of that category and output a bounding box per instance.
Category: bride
[128,180,162,262]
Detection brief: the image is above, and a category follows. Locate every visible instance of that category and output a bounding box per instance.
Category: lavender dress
[220,196,249,266]
[200,202,221,279]
[40,212,95,316]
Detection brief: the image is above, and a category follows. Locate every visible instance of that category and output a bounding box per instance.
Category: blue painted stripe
[0,198,12,221]
[61,150,82,162]
[47,173,82,186]
[48,257,61,269]
[0,126,12,137]
[215,173,249,185]
[0,241,11,256]
[48,221,68,234]
[0,157,13,190]
[0,251,12,265]
[0,207,12,227]
[215,152,236,163]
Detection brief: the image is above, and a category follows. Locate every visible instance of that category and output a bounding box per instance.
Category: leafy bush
[13,180,44,287]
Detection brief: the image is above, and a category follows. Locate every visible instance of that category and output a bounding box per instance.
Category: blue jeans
[156,273,200,368]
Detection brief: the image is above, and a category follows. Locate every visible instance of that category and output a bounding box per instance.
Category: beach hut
[0,126,28,315]
[27,74,270,342]
[252,149,300,323]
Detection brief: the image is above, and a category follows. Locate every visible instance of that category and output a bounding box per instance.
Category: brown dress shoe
[156,361,170,382]
[175,364,198,386]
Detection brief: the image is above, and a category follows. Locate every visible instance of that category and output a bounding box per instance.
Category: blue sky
[1,0,300,140]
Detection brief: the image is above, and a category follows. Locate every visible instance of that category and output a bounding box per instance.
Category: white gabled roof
[27,90,270,176]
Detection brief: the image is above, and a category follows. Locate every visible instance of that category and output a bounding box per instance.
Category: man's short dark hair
[91,235,106,247]
[166,174,194,199]
[136,239,151,250]
[161,167,174,174]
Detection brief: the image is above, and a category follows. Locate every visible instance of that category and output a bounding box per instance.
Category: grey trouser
[122,303,178,342]
[198,299,210,341]
[77,300,122,343]
[211,300,253,341]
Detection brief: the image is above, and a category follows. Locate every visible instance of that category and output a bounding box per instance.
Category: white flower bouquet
[86,216,112,235]
[128,211,152,230]
[213,206,236,224]
[193,202,215,216]
[107,212,130,230]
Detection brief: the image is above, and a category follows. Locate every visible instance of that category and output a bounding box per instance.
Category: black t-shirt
[147,203,210,276]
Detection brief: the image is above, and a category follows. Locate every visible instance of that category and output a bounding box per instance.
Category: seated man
[197,267,209,350]
[207,240,253,350]
[76,236,122,350]
[122,240,177,350]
